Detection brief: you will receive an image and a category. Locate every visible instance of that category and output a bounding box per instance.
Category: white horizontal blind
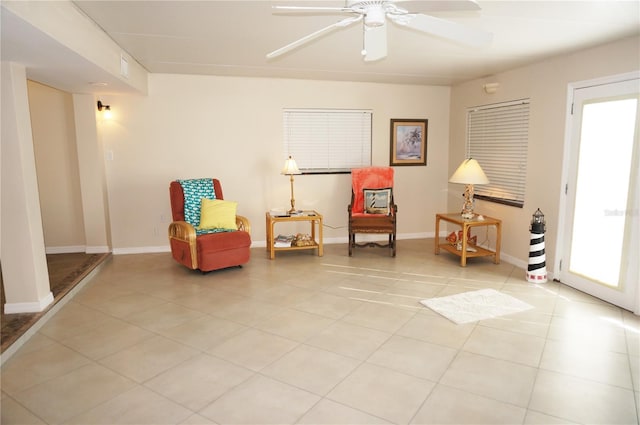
[467,99,530,207]
[283,109,372,173]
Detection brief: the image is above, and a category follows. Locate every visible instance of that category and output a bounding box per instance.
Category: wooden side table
[435,213,501,266]
[265,211,324,259]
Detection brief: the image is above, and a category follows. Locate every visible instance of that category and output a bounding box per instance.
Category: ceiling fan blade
[363,23,387,62]
[389,13,492,47]
[394,0,481,13]
[273,5,352,13]
[266,16,362,59]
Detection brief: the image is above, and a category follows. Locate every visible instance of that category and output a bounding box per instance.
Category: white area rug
[420,288,534,324]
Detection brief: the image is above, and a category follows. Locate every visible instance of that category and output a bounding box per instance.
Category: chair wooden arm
[168,220,196,242]
[168,221,198,269]
[236,215,251,234]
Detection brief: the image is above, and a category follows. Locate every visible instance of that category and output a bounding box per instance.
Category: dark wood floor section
[1,252,110,353]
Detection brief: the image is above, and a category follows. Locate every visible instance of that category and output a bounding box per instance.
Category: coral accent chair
[348,167,397,257]
[169,179,251,272]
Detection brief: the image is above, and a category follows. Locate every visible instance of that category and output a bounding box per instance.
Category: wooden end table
[435,213,501,266]
[265,211,323,259]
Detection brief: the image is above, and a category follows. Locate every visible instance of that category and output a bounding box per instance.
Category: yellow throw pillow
[198,199,238,230]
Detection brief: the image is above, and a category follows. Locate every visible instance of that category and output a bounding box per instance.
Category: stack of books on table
[274,234,294,247]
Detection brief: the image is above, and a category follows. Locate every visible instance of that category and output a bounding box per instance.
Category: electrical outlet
[153,227,159,236]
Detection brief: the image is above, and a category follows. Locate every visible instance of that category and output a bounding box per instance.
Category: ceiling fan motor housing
[350,1,389,27]
[364,6,386,26]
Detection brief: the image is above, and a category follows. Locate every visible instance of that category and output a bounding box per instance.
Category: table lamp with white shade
[281,155,302,214]
[449,158,489,219]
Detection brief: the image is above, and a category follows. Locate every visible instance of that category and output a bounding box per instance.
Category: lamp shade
[449,158,489,185]
[281,155,301,175]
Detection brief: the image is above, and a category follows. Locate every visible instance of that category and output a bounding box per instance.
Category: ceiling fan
[266,0,492,62]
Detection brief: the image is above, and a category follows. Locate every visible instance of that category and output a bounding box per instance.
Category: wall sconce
[97,100,112,119]
[483,83,500,94]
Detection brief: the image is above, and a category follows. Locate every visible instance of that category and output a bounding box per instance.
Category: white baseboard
[86,246,111,254]
[45,245,85,254]
[4,291,54,314]
[500,251,526,271]
[251,232,433,249]
[402,232,435,240]
[108,234,534,277]
[500,251,554,281]
[112,233,436,253]
[45,245,111,254]
[112,245,171,255]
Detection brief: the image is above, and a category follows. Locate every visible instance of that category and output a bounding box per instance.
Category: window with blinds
[283,109,372,173]
[467,99,530,207]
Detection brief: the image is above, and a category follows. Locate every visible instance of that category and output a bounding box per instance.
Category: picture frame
[363,188,392,214]
[390,119,428,166]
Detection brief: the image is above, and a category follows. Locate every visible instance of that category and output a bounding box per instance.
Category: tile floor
[1,253,109,353]
[1,239,638,424]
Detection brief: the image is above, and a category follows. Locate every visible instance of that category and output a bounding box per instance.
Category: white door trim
[555,70,640,313]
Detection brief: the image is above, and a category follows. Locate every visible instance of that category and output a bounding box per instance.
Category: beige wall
[449,35,640,272]
[28,80,86,252]
[99,74,451,251]
[23,34,639,268]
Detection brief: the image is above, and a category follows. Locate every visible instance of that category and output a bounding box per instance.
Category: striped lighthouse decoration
[526,208,547,283]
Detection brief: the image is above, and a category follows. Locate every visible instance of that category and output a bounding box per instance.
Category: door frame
[555,70,640,313]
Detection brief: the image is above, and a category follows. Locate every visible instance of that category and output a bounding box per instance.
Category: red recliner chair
[169,178,251,272]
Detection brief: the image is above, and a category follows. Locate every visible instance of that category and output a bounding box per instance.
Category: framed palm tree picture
[390,119,428,166]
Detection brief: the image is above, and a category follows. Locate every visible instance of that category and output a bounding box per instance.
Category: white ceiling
[2,1,639,93]
[1,4,138,94]
[72,0,640,86]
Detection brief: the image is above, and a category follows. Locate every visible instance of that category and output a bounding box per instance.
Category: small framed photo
[363,188,392,214]
[390,119,428,166]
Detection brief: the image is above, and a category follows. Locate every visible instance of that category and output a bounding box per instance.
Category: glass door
[560,78,639,310]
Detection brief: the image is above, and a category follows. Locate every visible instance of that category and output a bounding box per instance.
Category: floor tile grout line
[1,390,51,425]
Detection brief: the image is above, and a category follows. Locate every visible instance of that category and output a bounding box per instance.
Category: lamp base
[288,175,296,215]
[460,184,475,220]
[461,211,475,220]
